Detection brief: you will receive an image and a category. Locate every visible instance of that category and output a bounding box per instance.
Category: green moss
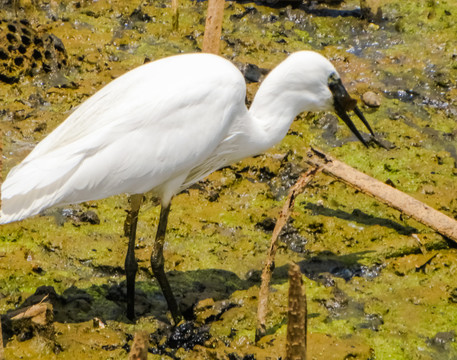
[1,0,457,358]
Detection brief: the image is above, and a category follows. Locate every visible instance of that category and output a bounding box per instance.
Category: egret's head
[273,51,375,147]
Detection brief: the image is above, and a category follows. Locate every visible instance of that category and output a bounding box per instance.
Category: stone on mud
[362,91,382,107]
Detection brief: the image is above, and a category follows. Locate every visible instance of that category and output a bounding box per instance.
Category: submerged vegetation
[0,0,456,358]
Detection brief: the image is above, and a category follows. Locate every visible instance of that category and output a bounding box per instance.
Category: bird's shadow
[303,202,417,235]
[1,249,380,347]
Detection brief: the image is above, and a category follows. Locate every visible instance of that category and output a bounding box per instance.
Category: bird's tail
[0,151,83,224]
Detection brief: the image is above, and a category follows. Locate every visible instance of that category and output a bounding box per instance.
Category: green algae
[1,0,457,358]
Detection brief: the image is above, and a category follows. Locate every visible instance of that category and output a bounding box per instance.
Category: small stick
[256,166,321,342]
[171,0,179,31]
[411,234,427,255]
[286,262,307,360]
[202,0,225,54]
[9,303,49,321]
[305,147,457,243]
[129,331,149,360]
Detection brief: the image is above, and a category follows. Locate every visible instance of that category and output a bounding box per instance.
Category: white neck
[243,52,336,156]
[248,82,309,151]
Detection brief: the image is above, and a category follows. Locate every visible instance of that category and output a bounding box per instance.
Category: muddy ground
[0,0,457,358]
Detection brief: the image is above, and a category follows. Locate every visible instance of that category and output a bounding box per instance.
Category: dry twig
[305,147,457,243]
[286,262,307,360]
[9,303,49,324]
[256,166,321,341]
[129,331,149,360]
[171,0,179,31]
[202,0,225,54]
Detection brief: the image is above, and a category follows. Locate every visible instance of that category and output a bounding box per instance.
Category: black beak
[328,73,375,147]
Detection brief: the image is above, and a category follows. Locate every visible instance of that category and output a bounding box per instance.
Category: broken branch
[256,166,321,342]
[202,0,225,54]
[305,147,457,243]
[286,262,307,360]
[171,0,179,31]
[129,331,149,360]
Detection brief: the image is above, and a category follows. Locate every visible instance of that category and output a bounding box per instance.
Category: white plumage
[1,53,241,222]
[1,51,351,224]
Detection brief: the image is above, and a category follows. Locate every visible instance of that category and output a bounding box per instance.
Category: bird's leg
[124,193,143,321]
[150,203,182,325]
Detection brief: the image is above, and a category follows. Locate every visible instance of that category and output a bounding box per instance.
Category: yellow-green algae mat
[1,0,457,358]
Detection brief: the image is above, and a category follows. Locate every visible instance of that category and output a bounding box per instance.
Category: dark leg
[124,194,143,321]
[150,203,182,325]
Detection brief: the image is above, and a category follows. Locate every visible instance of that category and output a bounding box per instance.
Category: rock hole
[32,49,42,60]
[42,62,51,72]
[14,57,24,66]
[0,73,18,84]
[54,43,65,53]
[6,33,18,44]
[18,44,26,54]
[21,27,31,36]
[7,24,17,32]
[44,50,52,60]
[48,35,65,53]
[34,37,43,46]
[21,35,31,46]
[0,48,8,60]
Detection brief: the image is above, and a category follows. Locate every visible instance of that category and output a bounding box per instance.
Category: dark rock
[242,63,262,83]
[56,208,100,225]
[427,331,455,350]
[359,313,384,331]
[279,222,308,253]
[33,122,47,132]
[129,7,152,23]
[206,190,219,202]
[80,210,100,225]
[449,288,457,303]
[165,321,210,350]
[255,217,276,232]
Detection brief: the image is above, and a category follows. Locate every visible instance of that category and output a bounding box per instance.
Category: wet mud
[1,0,457,358]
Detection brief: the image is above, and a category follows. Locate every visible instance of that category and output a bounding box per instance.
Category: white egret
[0,51,374,323]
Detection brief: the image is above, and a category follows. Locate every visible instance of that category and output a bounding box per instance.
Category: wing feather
[1,53,246,223]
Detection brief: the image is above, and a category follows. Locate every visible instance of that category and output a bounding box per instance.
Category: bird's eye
[328,72,339,84]
[328,73,356,111]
